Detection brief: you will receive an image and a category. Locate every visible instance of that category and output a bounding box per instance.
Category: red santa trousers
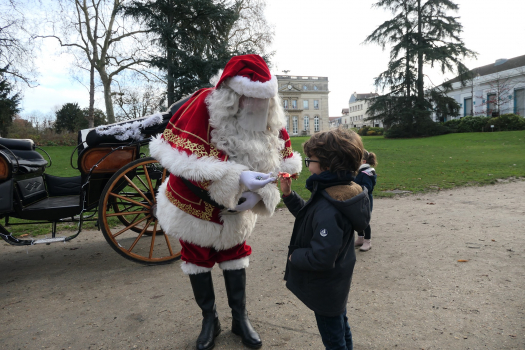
[179,240,252,268]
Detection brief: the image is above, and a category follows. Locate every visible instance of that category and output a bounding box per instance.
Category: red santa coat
[150,88,302,260]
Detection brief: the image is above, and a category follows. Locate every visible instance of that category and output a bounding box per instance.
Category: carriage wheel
[99,157,181,264]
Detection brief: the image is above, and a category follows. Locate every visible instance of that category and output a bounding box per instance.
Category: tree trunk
[100,70,115,124]
[167,3,174,106]
[417,0,424,106]
[88,64,95,128]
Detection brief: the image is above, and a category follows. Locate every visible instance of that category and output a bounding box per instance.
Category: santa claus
[149,55,302,350]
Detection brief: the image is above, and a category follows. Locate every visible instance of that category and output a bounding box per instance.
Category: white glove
[234,191,262,211]
[239,171,276,191]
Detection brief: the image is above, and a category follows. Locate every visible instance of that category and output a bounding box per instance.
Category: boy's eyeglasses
[304,158,320,167]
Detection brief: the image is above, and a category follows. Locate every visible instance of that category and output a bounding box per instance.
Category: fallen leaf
[457,259,469,262]
[19,234,29,237]
[426,202,435,205]
[491,239,496,242]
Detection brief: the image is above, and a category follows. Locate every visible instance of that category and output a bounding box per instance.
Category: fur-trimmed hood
[322,182,370,233]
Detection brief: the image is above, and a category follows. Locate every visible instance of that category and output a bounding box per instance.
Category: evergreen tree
[124,0,239,105]
[364,0,476,137]
[55,103,107,133]
[0,66,21,137]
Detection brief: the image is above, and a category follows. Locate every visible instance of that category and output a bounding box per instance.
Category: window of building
[464,97,472,116]
[314,100,319,109]
[303,85,308,90]
[292,116,298,134]
[314,116,319,132]
[285,116,289,132]
[303,100,309,109]
[304,115,309,131]
[515,89,525,115]
[314,85,318,90]
[292,99,297,109]
[487,93,497,115]
[283,99,288,109]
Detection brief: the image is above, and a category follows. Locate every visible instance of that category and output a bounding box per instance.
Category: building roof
[329,116,342,121]
[447,54,525,84]
[341,108,349,114]
[349,92,379,103]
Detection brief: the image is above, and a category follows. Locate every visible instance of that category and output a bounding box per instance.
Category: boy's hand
[279,177,292,196]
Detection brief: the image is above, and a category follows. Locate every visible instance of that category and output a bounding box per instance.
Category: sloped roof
[349,93,379,103]
[447,54,525,84]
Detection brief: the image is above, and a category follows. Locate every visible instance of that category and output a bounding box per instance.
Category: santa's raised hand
[239,171,276,191]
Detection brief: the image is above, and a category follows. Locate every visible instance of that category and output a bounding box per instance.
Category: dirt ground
[1,180,524,350]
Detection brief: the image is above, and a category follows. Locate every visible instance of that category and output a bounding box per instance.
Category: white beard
[206,87,286,173]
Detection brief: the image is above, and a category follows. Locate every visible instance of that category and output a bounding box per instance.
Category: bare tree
[113,83,165,121]
[0,0,39,87]
[226,0,274,57]
[41,0,151,126]
[474,67,525,116]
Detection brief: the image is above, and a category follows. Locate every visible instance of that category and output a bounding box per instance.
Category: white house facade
[440,54,525,121]
[341,92,382,128]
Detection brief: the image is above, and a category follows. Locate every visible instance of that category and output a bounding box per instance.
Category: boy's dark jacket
[283,178,371,317]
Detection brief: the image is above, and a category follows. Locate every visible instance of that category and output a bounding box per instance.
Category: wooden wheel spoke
[148,221,158,259]
[109,192,150,209]
[163,231,174,256]
[123,175,152,206]
[135,174,151,195]
[128,217,154,253]
[143,165,156,202]
[106,210,149,217]
[161,168,167,183]
[112,215,151,238]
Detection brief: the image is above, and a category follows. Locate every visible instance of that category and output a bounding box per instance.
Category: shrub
[367,130,376,136]
[357,126,369,136]
[487,114,525,131]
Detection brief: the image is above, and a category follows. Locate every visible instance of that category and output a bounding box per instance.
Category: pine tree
[124,0,239,106]
[364,0,476,137]
[0,66,21,137]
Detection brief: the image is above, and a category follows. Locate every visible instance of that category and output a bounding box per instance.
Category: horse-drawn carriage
[0,98,191,265]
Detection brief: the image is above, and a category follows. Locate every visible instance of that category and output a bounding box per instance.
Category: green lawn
[5,131,524,236]
[289,130,525,200]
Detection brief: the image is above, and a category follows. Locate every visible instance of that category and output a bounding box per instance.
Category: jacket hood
[321,182,371,232]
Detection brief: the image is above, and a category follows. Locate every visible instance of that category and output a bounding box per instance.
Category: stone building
[439,54,525,121]
[341,92,381,128]
[276,75,329,136]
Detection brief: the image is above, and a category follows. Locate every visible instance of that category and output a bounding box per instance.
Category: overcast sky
[20,0,525,119]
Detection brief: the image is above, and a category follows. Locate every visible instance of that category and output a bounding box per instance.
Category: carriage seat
[0,138,48,174]
[0,138,35,151]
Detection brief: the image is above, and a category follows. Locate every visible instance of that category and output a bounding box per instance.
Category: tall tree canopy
[0,67,21,137]
[364,0,476,137]
[124,0,239,105]
[55,102,106,133]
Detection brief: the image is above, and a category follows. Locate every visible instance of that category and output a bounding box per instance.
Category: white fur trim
[95,113,163,141]
[280,152,303,175]
[252,183,280,216]
[150,135,248,208]
[227,75,278,99]
[155,180,258,251]
[180,262,213,275]
[219,256,250,270]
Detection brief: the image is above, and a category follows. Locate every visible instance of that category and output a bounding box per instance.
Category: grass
[289,130,525,200]
[5,131,525,236]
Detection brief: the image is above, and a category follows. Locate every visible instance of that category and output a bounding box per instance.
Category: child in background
[354,150,378,252]
[279,128,371,350]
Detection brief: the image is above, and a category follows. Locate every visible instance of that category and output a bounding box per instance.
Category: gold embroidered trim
[163,128,220,158]
[281,146,293,158]
[199,180,211,190]
[167,181,202,205]
[166,189,215,221]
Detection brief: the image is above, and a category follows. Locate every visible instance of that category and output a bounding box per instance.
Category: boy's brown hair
[303,127,364,175]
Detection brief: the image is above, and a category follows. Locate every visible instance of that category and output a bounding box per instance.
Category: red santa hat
[215,54,278,99]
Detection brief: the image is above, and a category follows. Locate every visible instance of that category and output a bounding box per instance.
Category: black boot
[189,272,221,350]
[223,269,262,349]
